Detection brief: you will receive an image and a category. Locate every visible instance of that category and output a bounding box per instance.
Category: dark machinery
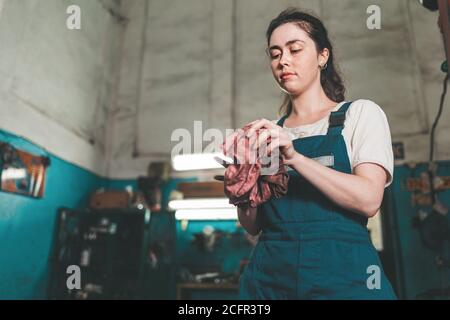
[49,207,150,299]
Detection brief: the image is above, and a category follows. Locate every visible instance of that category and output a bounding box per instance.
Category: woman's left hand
[245,118,298,165]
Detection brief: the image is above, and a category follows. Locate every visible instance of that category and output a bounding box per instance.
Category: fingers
[268,139,281,156]
[249,135,281,158]
[250,128,280,151]
[248,119,261,125]
[246,119,277,137]
[243,119,261,130]
[222,120,286,160]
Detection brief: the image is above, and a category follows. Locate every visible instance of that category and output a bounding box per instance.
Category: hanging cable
[429,73,449,163]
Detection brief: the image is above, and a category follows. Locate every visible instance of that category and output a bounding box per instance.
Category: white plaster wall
[0,0,124,175]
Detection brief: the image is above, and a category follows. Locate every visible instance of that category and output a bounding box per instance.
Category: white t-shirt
[275,99,394,188]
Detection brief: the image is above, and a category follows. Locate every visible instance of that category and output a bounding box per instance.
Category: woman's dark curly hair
[266,8,346,116]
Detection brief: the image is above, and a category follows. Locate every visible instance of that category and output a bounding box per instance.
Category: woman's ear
[318,48,330,67]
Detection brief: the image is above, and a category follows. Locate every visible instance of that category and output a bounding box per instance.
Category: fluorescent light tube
[175,208,237,220]
[169,198,233,210]
[172,153,232,171]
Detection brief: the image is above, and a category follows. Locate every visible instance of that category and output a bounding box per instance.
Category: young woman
[236,8,397,299]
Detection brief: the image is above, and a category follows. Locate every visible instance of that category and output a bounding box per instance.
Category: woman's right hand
[245,119,297,165]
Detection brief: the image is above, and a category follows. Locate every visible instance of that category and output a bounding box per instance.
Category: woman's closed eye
[269,48,302,60]
[269,51,281,60]
[290,47,302,54]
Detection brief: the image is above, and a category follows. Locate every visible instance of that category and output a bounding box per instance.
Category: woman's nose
[279,52,291,66]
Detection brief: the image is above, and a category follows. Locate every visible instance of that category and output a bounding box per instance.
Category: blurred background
[0,0,449,300]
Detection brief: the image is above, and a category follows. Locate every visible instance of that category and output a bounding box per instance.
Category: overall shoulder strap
[276,115,289,127]
[327,101,352,135]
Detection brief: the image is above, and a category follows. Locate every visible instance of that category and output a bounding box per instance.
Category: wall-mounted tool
[0,141,50,198]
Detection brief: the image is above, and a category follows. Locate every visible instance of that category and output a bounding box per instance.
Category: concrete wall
[110,0,450,179]
[0,0,124,175]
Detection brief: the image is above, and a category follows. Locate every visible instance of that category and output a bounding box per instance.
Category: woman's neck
[290,85,336,118]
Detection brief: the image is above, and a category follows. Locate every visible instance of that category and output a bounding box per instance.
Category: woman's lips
[280,73,295,81]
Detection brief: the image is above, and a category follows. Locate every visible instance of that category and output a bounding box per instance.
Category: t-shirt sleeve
[350,100,394,188]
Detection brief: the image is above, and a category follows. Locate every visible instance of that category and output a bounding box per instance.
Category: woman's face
[268,22,328,96]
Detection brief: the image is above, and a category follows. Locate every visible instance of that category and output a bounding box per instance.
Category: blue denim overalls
[240,102,397,300]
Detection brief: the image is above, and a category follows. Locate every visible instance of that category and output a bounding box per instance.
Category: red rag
[220,124,289,208]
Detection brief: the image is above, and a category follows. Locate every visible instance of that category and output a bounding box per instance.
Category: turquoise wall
[0,130,107,299]
[387,162,450,299]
